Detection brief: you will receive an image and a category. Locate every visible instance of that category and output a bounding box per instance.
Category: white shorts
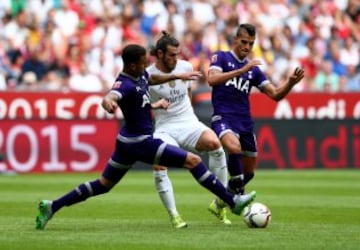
[153,121,209,153]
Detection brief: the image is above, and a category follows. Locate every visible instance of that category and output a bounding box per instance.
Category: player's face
[132,54,147,77]
[233,30,255,59]
[160,45,179,72]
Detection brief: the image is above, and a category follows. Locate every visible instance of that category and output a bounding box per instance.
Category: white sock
[153,169,178,217]
[208,147,228,186]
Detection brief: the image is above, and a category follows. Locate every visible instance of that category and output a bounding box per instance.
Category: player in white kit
[148,31,231,228]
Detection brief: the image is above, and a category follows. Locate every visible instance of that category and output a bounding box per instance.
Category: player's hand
[175,71,203,80]
[151,98,170,110]
[242,59,262,73]
[288,67,305,86]
[101,95,118,113]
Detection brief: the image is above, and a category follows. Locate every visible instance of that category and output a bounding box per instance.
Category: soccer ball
[243,202,271,228]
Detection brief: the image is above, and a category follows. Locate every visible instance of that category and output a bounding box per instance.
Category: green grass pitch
[0,169,359,250]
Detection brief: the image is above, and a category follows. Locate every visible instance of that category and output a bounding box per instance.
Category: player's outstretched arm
[149,71,202,85]
[101,92,119,113]
[208,60,262,86]
[263,67,305,101]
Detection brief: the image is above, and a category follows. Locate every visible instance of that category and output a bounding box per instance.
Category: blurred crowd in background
[0,0,359,93]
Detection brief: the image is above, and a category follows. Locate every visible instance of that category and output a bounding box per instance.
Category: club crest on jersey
[211,54,218,63]
[228,62,235,68]
[112,81,122,89]
[168,80,176,88]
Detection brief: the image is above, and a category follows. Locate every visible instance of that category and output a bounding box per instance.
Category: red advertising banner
[250,93,360,119]
[0,92,123,120]
[1,92,359,172]
[0,93,121,173]
[255,120,360,169]
[0,120,118,173]
[1,92,360,120]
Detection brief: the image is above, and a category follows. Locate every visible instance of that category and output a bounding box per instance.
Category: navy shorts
[212,117,257,157]
[110,137,188,167]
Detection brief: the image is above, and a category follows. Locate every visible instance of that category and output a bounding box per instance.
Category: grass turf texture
[0,170,359,250]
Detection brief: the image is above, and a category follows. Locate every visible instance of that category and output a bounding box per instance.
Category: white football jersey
[147,60,199,129]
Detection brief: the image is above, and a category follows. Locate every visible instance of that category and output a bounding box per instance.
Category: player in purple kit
[207,24,304,204]
[35,44,256,230]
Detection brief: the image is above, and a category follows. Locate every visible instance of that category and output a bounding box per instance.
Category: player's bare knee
[207,139,222,151]
[184,152,202,169]
[226,144,242,154]
[99,176,115,190]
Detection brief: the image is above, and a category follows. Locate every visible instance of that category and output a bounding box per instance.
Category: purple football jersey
[111,72,153,137]
[103,71,189,172]
[209,50,269,132]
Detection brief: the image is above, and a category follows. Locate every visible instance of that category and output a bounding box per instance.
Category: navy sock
[52,179,109,214]
[244,173,254,185]
[228,154,243,176]
[227,154,245,194]
[228,177,244,194]
[190,162,235,208]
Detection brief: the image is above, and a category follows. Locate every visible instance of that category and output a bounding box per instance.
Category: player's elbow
[272,95,283,102]
[207,78,217,86]
[266,90,283,102]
